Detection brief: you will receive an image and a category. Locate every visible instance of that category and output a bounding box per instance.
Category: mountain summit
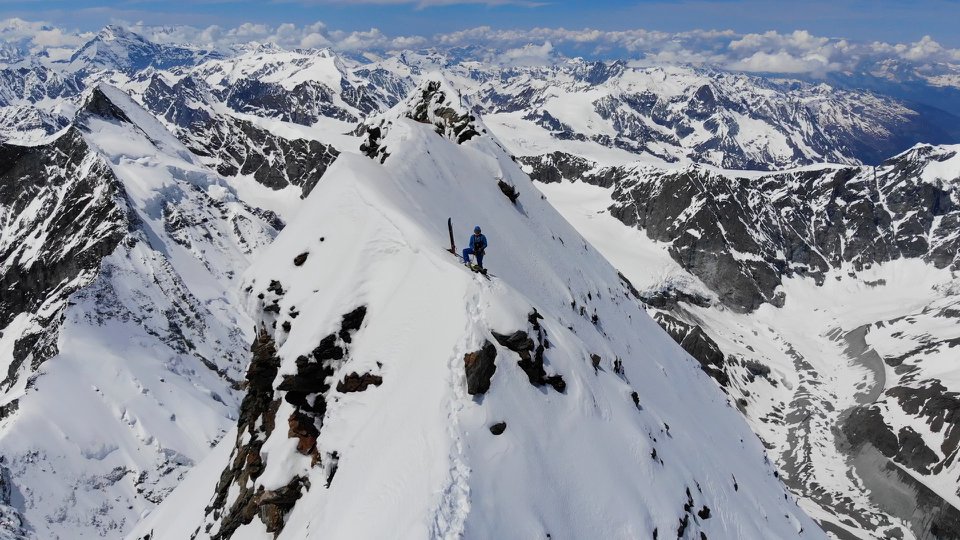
[130,78,824,539]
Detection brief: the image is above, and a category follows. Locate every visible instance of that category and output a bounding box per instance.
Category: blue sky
[4,0,960,47]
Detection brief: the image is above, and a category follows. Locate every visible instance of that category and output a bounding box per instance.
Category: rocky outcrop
[361,78,486,164]
[203,328,282,539]
[337,372,383,393]
[519,152,626,187]
[464,341,497,395]
[653,313,728,386]
[492,311,565,393]
[539,145,960,312]
[203,306,368,538]
[222,78,358,124]
[407,80,481,145]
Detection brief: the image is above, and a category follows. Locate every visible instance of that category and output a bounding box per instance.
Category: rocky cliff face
[140,74,341,197]
[525,145,960,313]
[0,126,127,393]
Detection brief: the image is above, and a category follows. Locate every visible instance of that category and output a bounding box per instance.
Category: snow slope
[132,79,825,540]
[540,164,960,539]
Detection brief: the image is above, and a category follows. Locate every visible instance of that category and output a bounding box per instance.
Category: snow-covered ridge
[132,80,825,540]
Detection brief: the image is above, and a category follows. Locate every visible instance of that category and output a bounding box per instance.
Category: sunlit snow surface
[133,99,824,539]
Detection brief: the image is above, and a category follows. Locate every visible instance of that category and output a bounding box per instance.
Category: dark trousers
[462,247,484,268]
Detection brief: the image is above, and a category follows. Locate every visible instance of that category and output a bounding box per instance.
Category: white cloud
[727,51,837,75]
[497,41,555,66]
[0,17,90,59]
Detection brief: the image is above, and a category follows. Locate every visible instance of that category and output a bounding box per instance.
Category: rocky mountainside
[66,25,219,76]
[2,26,959,171]
[525,144,960,312]
[0,84,283,539]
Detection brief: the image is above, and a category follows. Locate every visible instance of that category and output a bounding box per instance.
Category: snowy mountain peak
[67,25,216,75]
[131,80,825,540]
[96,24,144,43]
[361,76,485,161]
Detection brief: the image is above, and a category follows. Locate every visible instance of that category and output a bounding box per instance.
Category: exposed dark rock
[653,313,728,386]
[544,374,566,393]
[597,153,960,311]
[895,426,939,473]
[743,359,771,380]
[336,372,383,393]
[205,329,282,539]
[491,311,566,394]
[256,476,309,534]
[206,305,368,536]
[288,411,320,459]
[618,272,642,300]
[498,180,519,204]
[464,341,497,395]
[677,514,689,538]
[887,381,960,474]
[223,78,357,124]
[338,306,367,343]
[312,335,344,363]
[360,124,387,162]
[267,280,284,296]
[640,286,712,310]
[78,87,133,125]
[590,354,601,372]
[491,331,534,353]
[489,422,507,435]
[407,80,480,144]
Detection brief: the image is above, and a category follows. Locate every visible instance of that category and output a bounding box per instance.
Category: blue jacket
[467,233,488,252]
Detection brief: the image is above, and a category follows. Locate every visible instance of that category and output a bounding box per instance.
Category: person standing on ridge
[462,226,488,269]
